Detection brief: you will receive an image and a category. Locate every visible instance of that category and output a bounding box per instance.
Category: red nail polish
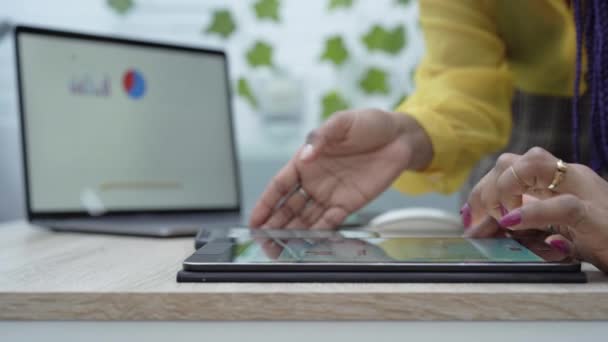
[460,203,472,229]
[498,209,522,227]
[550,240,570,255]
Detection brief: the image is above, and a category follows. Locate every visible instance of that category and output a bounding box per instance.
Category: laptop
[13,25,242,237]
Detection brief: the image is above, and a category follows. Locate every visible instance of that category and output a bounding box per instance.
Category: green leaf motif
[321,91,350,119]
[107,0,134,15]
[362,24,406,55]
[246,41,274,68]
[237,78,258,108]
[204,9,236,39]
[320,36,349,66]
[254,0,280,22]
[396,0,411,6]
[328,0,354,10]
[359,67,389,95]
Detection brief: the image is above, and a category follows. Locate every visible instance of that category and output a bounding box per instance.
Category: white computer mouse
[366,207,463,236]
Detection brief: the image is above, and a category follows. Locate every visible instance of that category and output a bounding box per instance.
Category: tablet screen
[17,28,238,214]
[227,229,544,263]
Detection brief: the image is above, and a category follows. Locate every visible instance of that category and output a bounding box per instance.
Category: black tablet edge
[176,270,587,283]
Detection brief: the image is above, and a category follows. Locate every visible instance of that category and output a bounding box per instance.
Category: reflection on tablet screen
[229,229,544,263]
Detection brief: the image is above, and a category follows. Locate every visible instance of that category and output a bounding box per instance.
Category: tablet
[180,228,583,281]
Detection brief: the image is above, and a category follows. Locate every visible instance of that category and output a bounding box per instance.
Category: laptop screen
[15,27,239,215]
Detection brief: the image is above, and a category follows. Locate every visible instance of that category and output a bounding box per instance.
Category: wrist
[390,111,434,171]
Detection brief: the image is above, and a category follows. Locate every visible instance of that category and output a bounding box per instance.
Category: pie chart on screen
[122,69,146,99]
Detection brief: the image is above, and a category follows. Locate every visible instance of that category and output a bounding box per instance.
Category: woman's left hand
[463,147,608,272]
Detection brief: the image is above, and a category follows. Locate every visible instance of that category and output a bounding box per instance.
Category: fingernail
[300,144,314,161]
[498,209,522,227]
[549,240,570,255]
[460,203,472,229]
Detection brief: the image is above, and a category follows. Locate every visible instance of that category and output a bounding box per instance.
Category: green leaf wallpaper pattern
[107,0,134,15]
[254,0,281,22]
[396,0,412,6]
[205,9,237,39]
[362,24,406,55]
[320,36,349,66]
[359,67,389,94]
[246,41,274,67]
[237,77,258,108]
[103,0,418,121]
[321,91,350,119]
[328,0,354,10]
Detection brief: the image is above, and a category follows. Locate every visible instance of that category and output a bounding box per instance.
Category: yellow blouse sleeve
[393,0,514,195]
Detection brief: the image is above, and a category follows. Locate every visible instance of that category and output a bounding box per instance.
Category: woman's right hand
[463,147,608,272]
[249,108,433,230]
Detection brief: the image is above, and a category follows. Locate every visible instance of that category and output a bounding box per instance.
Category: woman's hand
[249,108,433,230]
[463,147,608,272]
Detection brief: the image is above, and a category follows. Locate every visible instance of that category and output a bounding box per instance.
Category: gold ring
[509,166,529,190]
[548,159,568,191]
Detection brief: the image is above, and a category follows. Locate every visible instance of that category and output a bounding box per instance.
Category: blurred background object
[0,0,457,224]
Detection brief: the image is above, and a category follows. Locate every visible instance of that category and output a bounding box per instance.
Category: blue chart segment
[122,69,146,99]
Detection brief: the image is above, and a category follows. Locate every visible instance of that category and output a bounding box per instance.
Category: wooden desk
[1,221,608,321]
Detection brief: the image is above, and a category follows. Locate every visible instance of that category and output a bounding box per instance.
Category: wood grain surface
[1,221,607,321]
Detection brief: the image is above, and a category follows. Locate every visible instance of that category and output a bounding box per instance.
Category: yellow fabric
[394,0,585,195]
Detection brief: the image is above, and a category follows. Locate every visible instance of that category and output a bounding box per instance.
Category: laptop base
[35,212,241,237]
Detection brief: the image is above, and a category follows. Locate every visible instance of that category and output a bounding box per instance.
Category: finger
[262,187,310,229]
[257,237,284,260]
[465,167,502,230]
[300,111,353,162]
[497,148,587,211]
[495,153,544,212]
[296,200,324,227]
[466,173,492,229]
[284,197,323,229]
[544,234,580,259]
[479,153,519,220]
[310,207,349,230]
[284,216,306,229]
[249,156,301,228]
[544,223,574,241]
[463,215,504,238]
[498,194,589,233]
[495,164,528,212]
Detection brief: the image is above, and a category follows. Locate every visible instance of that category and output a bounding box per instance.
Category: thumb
[300,111,354,162]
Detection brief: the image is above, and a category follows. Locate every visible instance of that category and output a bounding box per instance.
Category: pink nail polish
[550,240,570,255]
[460,203,472,229]
[498,209,522,227]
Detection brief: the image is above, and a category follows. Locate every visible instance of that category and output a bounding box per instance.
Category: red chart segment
[122,69,146,99]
